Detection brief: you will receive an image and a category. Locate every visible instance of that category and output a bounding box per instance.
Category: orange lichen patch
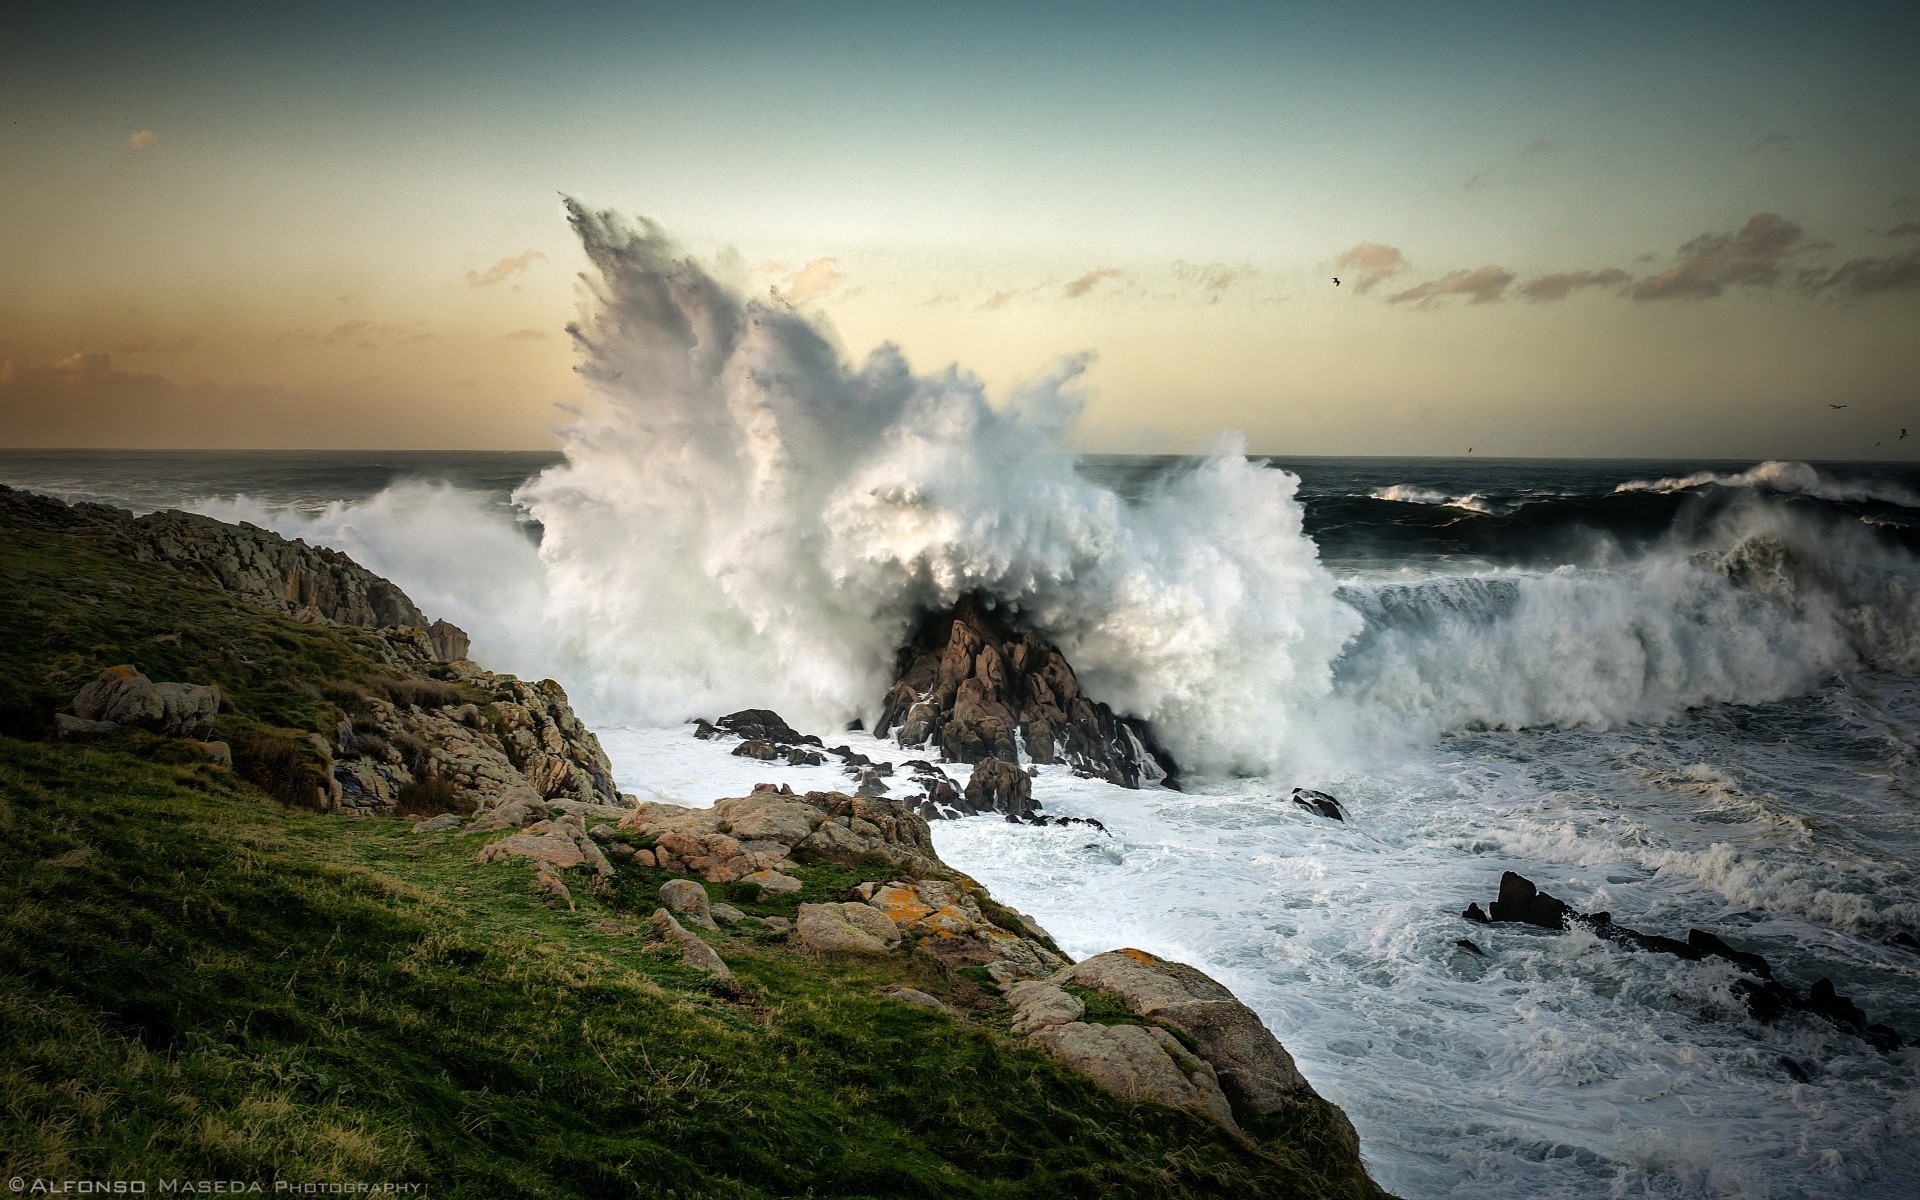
[1119,948,1160,964]
[868,883,938,927]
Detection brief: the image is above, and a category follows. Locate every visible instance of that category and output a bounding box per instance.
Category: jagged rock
[710,903,747,925]
[72,665,221,739]
[796,901,902,955]
[412,813,461,833]
[651,908,731,977]
[1487,871,1570,928]
[1053,948,1325,1121]
[733,739,781,761]
[466,787,548,832]
[786,747,825,766]
[965,759,1036,819]
[660,879,717,929]
[1029,1021,1237,1129]
[874,593,1177,789]
[426,618,469,662]
[1290,788,1344,821]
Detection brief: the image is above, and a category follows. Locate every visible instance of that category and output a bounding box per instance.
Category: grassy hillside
[0,507,1381,1198]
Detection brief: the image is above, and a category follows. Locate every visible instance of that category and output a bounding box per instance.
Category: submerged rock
[874,593,1177,789]
[1290,787,1345,821]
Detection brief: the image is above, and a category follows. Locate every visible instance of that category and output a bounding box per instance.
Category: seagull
[1902,428,1909,440]
[1332,277,1341,286]
[1830,404,1848,409]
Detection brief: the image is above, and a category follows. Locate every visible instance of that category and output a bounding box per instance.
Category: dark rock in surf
[732,739,781,761]
[1290,788,1344,821]
[1454,939,1488,958]
[1779,1056,1815,1083]
[965,758,1037,820]
[1467,871,1906,1052]
[875,593,1178,790]
[715,709,822,748]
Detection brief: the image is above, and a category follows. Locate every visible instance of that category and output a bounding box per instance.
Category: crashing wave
[1613,460,1920,508]
[1367,484,1497,514]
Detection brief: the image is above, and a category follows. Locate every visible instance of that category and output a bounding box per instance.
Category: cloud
[1748,132,1794,154]
[1519,268,1631,302]
[1332,242,1405,293]
[464,250,545,288]
[977,289,1022,312]
[1799,248,1920,297]
[1387,265,1515,308]
[1888,222,1920,238]
[321,319,432,348]
[503,328,550,341]
[781,257,844,304]
[1063,268,1126,298]
[0,353,277,447]
[113,334,199,354]
[1629,213,1803,301]
[1173,261,1255,302]
[126,130,160,152]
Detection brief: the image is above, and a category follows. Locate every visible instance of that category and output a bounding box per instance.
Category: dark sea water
[6,449,1919,1200]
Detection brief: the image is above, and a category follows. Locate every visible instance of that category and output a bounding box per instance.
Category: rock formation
[1466,871,1904,1052]
[875,593,1177,788]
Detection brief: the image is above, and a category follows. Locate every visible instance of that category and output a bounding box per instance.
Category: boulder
[796,901,902,955]
[536,861,574,909]
[885,987,954,1014]
[733,739,781,761]
[715,709,821,747]
[54,714,119,738]
[1029,1021,1236,1129]
[1053,948,1320,1119]
[740,869,804,896]
[466,787,548,832]
[1003,980,1085,1035]
[651,909,731,978]
[476,831,587,871]
[72,665,221,740]
[874,593,1177,789]
[710,903,748,926]
[411,812,461,833]
[1290,788,1344,821]
[965,759,1036,819]
[660,879,717,929]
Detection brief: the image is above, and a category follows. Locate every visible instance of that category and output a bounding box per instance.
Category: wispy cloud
[126,129,160,152]
[781,257,844,304]
[977,289,1023,312]
[1063,267,1127,298]
[1630,213,1803,301]
[1465,138,1551,190]
[1888,222,1920,238]
[321,319,432,348]
[1173,261,1255,302]
[503,328,550,341]
[1519,268,1631,302]
[1748,132,1795,154]
[1332,242,1405,293]
[1800,248,1920,297]
[113,334,199,354]
[464,250,545,288]
[1388,265,1515,308]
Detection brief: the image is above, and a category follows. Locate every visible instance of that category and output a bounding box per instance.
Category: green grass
[0,501,1383,1197]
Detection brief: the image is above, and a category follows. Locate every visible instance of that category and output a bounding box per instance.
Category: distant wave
[1366,484,1497,514]
[1614,460,1920,508]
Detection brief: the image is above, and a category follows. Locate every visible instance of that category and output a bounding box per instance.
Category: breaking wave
[1615,460,1920,508]
[177,206,1920,780]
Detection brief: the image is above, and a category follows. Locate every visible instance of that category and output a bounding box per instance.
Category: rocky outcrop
[617,783,949,884]
[651,909,732,977]
[0,485,455,648]
[70,665,221,739]
[1029,1020,1237,1129]
[964,758,1036,819]
[1054,949,1331,1124]
[1466,872,1905,1053]
[875,594,1177,788]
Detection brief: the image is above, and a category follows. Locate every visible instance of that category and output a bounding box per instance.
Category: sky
[2,0,1917,457]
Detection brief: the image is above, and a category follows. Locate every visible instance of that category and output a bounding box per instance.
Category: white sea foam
[1369,483,1497,513]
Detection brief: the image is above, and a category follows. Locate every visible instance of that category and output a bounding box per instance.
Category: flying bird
[1829,404,1848,409]
[1902,428,1909,440]
[1332,277,1341,286]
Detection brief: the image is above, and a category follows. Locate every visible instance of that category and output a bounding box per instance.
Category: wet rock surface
[1467,871,1905,1052]
[874,593,1177,789]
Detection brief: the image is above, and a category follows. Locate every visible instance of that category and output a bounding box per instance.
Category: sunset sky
[3,0,1917,456]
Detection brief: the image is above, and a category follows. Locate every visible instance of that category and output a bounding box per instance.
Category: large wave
[1614,459,1920,508]
[179,206,1920,779]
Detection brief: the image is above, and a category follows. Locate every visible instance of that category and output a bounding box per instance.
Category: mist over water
[8,214,1920,1198]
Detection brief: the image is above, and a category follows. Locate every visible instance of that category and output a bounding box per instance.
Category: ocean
[6,446,1919,1200]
